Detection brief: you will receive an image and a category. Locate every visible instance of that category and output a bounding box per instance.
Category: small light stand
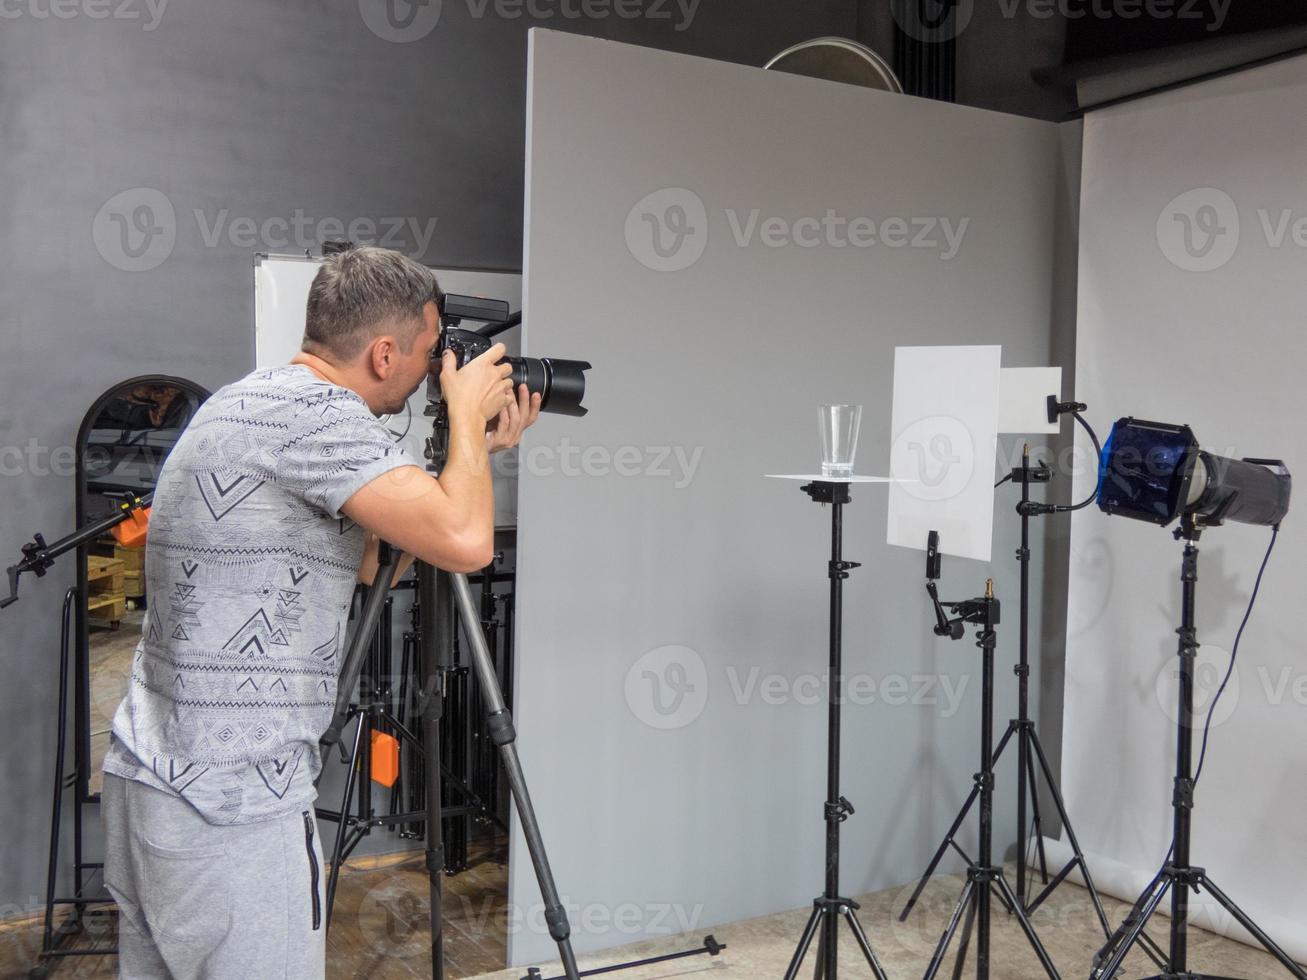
[897,398,1166,966]
[782,479,890,980]
[1090,509,1307,980]
[919,538,1061,980]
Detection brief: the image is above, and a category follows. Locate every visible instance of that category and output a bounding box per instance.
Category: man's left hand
[486,383,542,454]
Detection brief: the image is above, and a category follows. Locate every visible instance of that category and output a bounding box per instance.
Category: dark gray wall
[0,0,1073,923]
[0,0,860,919]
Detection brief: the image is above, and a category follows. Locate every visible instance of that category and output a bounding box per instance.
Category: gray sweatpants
[102,774,326,980]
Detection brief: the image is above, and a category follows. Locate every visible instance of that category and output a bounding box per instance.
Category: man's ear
[369,335,398,380]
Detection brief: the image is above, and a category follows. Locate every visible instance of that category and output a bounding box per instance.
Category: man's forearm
[434,409,495,556]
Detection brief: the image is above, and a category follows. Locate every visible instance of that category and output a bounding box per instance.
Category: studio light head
[1096,418,1291,528]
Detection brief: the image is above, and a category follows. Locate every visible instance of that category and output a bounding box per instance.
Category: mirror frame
[76,375,210,803]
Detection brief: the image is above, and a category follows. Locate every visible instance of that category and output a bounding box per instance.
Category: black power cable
[1193,525,1279,787]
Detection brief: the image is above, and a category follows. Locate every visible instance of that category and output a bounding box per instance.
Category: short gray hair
[303,246,440,359]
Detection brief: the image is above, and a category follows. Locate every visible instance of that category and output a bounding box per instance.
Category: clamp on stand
[917,537,1061,980]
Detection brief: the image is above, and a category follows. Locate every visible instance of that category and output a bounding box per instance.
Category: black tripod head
[924,530,999,640]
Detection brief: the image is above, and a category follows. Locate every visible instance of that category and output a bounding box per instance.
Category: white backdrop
[1056,54,1307,958]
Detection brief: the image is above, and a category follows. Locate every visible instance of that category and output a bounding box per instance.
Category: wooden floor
[0,840,510,980]
[86,609,144,799]
[3,850,1301,980]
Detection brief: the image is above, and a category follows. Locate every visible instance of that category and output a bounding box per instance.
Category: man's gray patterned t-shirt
[104,365,412,825]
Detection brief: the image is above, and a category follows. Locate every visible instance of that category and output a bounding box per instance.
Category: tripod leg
[1199,877,1307,980]
[324,713,365,930]
[843,907,889,980]
[994,875,1060,979]
[1024,743,1049,886]
[949,896,976,980]
[924,879,976,980]
[902,724,1018,923]
[900,789,979,922]
[783,906,823,980]
[451,573,580,980]
[1093,875,1171,980]
[811,928,825,980]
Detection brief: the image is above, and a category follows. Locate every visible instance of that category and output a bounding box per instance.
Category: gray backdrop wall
[511,29,1081,966]
[0,0,869,919]
[0,0,1075,929]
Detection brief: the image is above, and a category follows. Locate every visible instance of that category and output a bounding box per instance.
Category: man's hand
[437,343,514,423]
[487,383,543,454]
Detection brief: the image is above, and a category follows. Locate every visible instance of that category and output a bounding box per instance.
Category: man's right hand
[438,343,515,422]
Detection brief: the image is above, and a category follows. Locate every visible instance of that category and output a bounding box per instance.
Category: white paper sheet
[998,366,1061,434]
[887,345,1002,562]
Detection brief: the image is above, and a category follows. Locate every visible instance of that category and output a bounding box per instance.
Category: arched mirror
[76,376,209,800]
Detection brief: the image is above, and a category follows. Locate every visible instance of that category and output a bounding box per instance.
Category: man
[102,246,540,978]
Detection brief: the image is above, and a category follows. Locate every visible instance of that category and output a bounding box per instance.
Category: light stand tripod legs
[1198,877,1307,979]
[1094,526,1306,980]
[324,715,366,929]
[449,572,580,980]
[923,879,975,980]
[897,724,1016,922]
[421,562,453,980]
[1091,873,1171,980]
[782,485,890,980]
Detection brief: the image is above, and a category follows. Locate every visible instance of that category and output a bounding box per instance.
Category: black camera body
[432,327,591,418]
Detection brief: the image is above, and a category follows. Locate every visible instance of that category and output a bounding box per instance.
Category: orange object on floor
[370,731,400,787]
[111,506,151,548]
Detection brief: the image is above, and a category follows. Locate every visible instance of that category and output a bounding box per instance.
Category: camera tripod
[899,449,1167,968]
[321,544,582,980]
[317,570,511,925]
[782,480,890,980]
[1090,514,1306,980]
[919,564,1061,980]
